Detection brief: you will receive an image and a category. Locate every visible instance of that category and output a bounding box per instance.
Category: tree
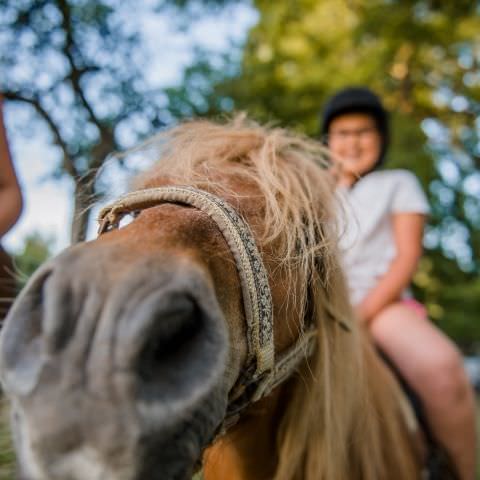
[0,0,237,243]
[1,0,160,241]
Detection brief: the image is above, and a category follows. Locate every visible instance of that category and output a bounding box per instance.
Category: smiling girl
[322,87,476,480]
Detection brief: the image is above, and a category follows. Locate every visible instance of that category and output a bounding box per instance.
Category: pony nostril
[135,296,202,383]
[115,288,227,410]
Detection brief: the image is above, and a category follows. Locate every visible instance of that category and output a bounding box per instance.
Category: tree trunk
[70,178,95,244]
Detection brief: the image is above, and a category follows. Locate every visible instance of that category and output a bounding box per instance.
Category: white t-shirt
[337,169,430,305]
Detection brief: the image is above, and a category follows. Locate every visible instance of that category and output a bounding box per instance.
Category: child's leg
[369,302,476,480]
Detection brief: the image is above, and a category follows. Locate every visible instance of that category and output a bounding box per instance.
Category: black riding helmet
[321,86,389,168]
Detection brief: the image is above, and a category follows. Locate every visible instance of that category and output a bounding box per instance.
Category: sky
[3,2,258,255]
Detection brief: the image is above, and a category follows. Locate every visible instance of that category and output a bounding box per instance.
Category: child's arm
[0,94,23,239]
[356,212,425,324]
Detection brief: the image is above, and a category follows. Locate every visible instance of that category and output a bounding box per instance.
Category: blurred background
[0,0,479,476]
[1,0,480,370]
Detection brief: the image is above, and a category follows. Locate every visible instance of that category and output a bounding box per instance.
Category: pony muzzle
[0,256,231,480]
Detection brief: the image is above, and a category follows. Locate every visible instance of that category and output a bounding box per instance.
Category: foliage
[1,0,157,241]
[0,398,15,480]
[169,0,480,349]
[0,0,251,294]
[164,0,236,9]
[0,0,234,243]
[13,232,54,288]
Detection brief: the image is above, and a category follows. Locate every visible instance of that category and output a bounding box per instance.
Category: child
[322,87,476,480]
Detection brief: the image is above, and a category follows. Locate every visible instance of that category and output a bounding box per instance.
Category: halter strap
[98,186,316,421]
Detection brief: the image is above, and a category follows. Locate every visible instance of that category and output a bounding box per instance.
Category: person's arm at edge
[0,93,23,239]
[356,212,425,324]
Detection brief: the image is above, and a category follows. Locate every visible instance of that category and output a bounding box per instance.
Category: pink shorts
[402,298,428,318]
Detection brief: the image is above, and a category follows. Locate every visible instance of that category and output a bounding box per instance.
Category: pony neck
[203,390,285,480]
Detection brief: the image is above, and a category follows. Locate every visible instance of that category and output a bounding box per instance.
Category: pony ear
[0,268,51,396]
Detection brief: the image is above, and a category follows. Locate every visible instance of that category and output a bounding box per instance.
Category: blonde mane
[132,116,419,479]
[134,116,335,315]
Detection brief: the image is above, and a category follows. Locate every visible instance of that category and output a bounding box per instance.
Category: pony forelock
[133,115,339,319]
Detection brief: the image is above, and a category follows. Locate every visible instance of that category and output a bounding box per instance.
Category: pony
[0,116,426,480]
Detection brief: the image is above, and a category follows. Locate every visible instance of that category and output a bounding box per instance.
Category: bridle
[98,185,317,428]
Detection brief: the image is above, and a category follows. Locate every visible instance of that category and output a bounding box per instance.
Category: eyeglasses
[326,126,378,142]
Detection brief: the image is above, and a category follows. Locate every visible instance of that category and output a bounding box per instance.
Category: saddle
[378,349,460,480]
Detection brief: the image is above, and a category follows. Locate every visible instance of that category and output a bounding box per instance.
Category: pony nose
[0,254,230,480]
[0,252,228,402]
[114,291,203,382]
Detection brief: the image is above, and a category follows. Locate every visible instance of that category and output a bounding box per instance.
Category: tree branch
[56,0,114,171]
[90,129,116,171]
[56,0,100,124]
[3,91,78,179]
